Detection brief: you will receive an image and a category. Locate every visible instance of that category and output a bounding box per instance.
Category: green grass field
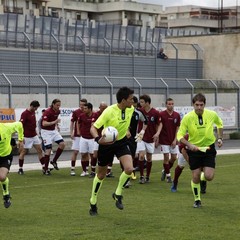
[1,154,239,240]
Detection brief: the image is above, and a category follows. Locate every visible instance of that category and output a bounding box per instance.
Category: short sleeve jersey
[71,108,83,137]
[93,104,134,141]
[0,122,24,157]
[78,112,97,139]
[41,107,60,131]
[20,109,37,138]
[139,107,160,143]
[177,109,223,147]
[159,110,181,145]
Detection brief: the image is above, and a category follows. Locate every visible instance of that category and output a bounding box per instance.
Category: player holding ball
[89,87,134,216]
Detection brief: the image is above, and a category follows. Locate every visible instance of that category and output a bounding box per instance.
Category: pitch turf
[1,154,239,240]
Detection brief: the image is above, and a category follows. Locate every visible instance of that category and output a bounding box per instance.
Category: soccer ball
[102,126,118,143]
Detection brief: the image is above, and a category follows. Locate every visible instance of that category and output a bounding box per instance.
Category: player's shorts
[187,143,216,170]
[161,145,179,154]
[93,141,99,151]
[41,129,64,146]
[178,153,188,167]
[0,155,13,170]
[136,141,155,154]
[97,137,131,166]
[71,136,81,151]
[24,136,41,149]
[79,137,94,154]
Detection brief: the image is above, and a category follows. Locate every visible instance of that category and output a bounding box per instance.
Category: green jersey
[0,122,24,157]
[94,104,134,141]
[177,109,223,147]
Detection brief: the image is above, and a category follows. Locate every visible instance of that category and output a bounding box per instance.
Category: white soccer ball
[102,126,118,143]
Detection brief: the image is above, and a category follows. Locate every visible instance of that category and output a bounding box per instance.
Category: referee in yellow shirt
[177,93,223,208]
[0,122,24,208]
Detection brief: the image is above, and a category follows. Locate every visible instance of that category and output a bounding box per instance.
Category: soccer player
[18,100,45,174]
[137,94,161,184]
[90,102,108,178]
[0,122,24,208]
[124,96,148,187]
[171,134,189,192]
[89,86,134,216]
[41,99,65,175]
[158,98,181,183]
[77,102,96,177]
[177,93,223,208]
[69,98,87,176]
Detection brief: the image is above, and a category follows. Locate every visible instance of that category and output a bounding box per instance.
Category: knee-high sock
[115,171,131,196]
[19,159,24,168]
[1,177,9,196]
[90,176,103,205]
[52,148,63,162]
[191,180,201,201]
[91,157,97,172]
[173,166,183,185]
[44,155,50,171]
[146,161,152,177]
[138,160,145,177]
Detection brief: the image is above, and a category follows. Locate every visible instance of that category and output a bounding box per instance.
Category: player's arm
[90,124,112,145]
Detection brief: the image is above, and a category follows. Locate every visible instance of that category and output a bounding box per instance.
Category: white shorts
[161,145,179,154]
[136,141,155,154]
[93,141,99,151]
[79,137,94,154]
[24,136,41,149]
[41,129,64,146]
[178,153,188,167]
[71,137,81,151]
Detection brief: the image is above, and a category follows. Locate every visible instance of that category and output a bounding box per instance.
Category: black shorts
[98,137,131,167]
[187,144,217,170]
[0,154,13,170]
[127,137,137,157]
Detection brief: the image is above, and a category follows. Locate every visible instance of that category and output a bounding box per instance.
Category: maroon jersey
[159,110,181,145]
[139,108,160,143]
[41,107,60,131]
[78,112,97,139]
[20,109,37,137]
[71,108,83,137]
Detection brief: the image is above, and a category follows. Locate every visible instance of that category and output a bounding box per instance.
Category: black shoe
[106,172,114,178]
[50,161,59,170]
[139,176,145,184]
[89,172,96,178]
[112,193,124,210]
[200,180,207,194]
[89,203,98,216]
[193,200,202,208]
[42,169,51,175]
[145,177,150,183]
[167,176,172,183]
[3,194,11,208]
[18,169,24,175]
[161,170,166,181]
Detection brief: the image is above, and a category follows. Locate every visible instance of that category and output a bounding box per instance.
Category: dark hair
[51,99,61,107]
[192,93,206,104]
[166,98,173,104]
[133,96,138,103]
[139,94,151,104]
[116,87,134,103]
[80,98,87,103]
[30,100,40,108]
[84,102,93,110]
[42,109,45,113]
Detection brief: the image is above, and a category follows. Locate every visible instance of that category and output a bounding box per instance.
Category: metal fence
[0,73,239,130]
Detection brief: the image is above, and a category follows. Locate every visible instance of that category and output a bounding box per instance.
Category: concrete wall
[166,33,240,81]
